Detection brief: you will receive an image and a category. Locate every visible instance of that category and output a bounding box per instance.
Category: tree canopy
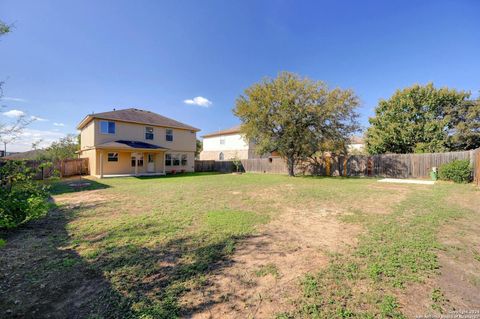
[365,84,479,154]
[37,135,80,161]
[234,72,360,176]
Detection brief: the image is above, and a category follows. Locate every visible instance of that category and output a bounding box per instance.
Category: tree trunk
[287,156,295,177]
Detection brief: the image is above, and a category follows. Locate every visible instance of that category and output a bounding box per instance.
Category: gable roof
[77,108,200,131]
[202,125,242,138]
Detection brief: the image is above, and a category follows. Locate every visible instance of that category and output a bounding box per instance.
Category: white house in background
[200,125,366,160]
[348,136,365,153]
[199,125,265,160]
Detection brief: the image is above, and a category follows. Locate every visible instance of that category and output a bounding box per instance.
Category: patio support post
[163,152,166,174]
[99,151,104,178]
[135,152,138,176]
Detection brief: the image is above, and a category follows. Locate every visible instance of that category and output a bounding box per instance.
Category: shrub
[0,161,50,229]
[438,159,472,183]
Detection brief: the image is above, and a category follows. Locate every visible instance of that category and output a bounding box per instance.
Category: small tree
[39,134,79,161]
[195,139,203,159]
[231,153,242,173]
[234,72,360,176]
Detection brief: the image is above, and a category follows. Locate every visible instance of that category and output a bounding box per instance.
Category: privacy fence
[196,148,480,181]
[0,158,89,179]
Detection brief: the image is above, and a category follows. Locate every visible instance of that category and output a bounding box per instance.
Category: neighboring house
[77,108,199,177]
[200,125,365,160]
[199,125,265,160]
[348,136,365,153]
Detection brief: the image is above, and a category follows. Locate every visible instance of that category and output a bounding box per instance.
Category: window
[145,127,154,140]
[165,154,172,166]
[100,121,115,134]
[131,154,143,167]
[166,128,173,142]
[219,152,224,161]
[173,154,180,166]
[108,152,118,162]
[220,137,225,145]
[181,154,187,166]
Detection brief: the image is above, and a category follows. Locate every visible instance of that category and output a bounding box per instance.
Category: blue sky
[1,0,479,151]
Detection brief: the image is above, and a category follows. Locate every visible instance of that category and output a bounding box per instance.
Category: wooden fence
[196,148,480,180]
[475,151,480,186]
[0,158,89,179]
[195,160,235,173]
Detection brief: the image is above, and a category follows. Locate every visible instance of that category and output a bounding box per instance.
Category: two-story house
[199,124,366,160]
[199,125,265,160]
[77,108,199,177]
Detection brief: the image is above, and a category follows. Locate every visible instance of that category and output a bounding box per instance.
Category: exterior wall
[202,133,248,152]
[200,150,249,160]
[79,149,97,176]
[80,120,96,150]
[95,149,167,176]
[93,119,196,152]
[164,151,195,172]
[199,133,269,160]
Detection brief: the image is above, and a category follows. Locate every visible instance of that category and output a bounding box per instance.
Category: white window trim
[166,128,174,142]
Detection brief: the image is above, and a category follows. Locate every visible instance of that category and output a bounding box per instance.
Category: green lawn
[1,173,479,318]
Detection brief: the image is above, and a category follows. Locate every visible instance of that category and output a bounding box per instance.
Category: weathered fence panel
[475,151,480,186]
[195,148,480,181]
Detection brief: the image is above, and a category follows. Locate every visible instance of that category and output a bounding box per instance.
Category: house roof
[77,108,200,131]
[96,140,168,151]
[202,125,242,138]
[349,136,365,144]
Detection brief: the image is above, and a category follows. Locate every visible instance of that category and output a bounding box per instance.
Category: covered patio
[96,140,168,178]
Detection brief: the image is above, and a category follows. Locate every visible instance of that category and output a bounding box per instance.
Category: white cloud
[2,128,67,152]
[53,122,65,127]
[2,97,27,102]
[2,109,26,118]
[30,115,48,121]
[183,96,212,107]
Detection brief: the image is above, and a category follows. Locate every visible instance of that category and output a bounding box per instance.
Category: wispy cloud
[2,109,26,118]
[30,115,48,121]
[2,97,27,102]
[2,128,67,152]
[183,96,212,107]
[53,122,65,127]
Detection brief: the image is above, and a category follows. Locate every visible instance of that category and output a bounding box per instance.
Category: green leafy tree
[445,97,480,150]
[366,84,474,154]
[195,139,203,158]
[39,134,80,161]
[0,20,11,36]
[234,72,360,176]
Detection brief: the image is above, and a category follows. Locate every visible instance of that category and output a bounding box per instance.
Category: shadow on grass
[0,203,132,318]
[47,178,111,195]
[0,199,250,318]
[134,171,222,180]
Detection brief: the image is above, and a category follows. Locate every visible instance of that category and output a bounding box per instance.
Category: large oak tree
[365,84,479,154]
[234,72,360,176]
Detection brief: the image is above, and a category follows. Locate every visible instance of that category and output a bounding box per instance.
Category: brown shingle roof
[77,108,200,131]
[202,125,242,138]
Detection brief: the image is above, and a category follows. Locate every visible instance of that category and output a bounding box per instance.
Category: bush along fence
[0,158,89,180]
[195,148,480,180]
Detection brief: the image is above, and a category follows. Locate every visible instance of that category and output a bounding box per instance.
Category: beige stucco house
[77,108,199,177]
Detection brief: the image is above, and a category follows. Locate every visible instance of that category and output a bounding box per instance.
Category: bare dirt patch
[181,206,362,318]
